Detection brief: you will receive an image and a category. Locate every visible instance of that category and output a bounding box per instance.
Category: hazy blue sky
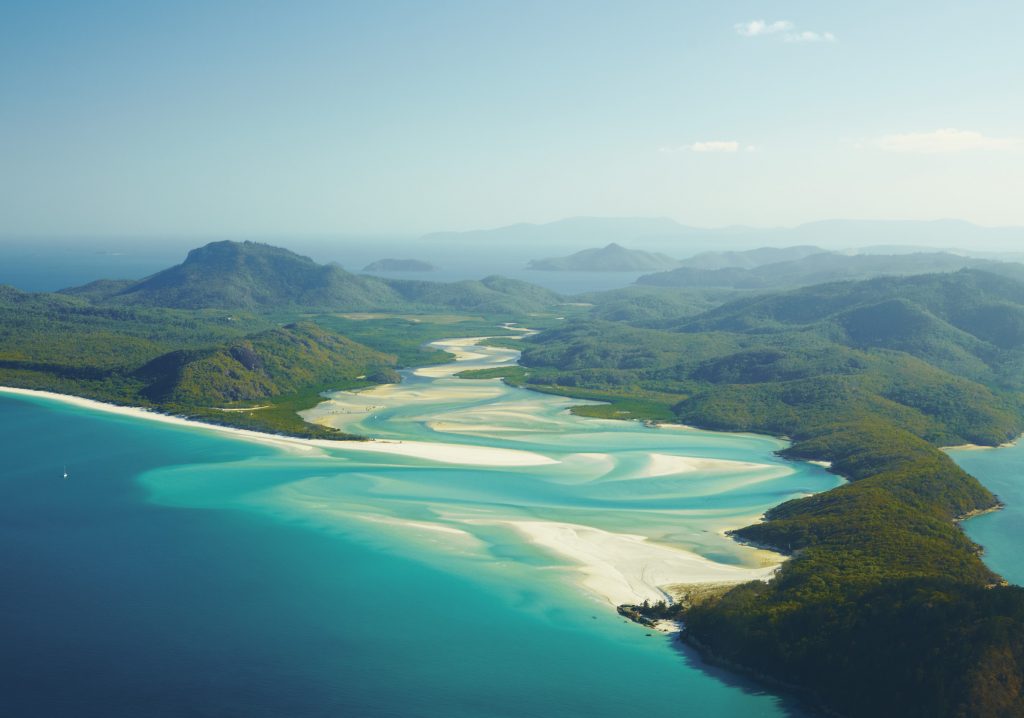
[2,1,1022,236]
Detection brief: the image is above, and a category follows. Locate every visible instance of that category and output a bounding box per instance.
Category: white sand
[491,519,779,606]
[329,438,558,466]
[642,453,769,478]
[426,421,543,434]
[0,386,327,455]
[0,387,558,467]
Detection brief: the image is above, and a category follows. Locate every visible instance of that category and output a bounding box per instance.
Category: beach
[0,336,840,611]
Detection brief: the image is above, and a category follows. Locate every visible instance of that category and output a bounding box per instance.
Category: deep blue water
[0,394,808,718]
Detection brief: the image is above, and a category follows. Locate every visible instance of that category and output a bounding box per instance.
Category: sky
[2,0,1023,237]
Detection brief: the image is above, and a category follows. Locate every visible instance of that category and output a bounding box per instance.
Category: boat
[63,465,69,480]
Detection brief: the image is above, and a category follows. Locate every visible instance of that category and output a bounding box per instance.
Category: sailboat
[63,465,69,480]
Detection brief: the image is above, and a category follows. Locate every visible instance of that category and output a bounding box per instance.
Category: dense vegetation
[515,269,1024,717]
[0,286,400,438]
[638,250,1024,292]
[0,240,565,438]
[674,244,825,270]
[69,240,563,315]
[527,242,680,271]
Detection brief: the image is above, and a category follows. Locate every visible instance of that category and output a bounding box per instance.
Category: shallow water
[0,335,841,717]
[948,442,1024,585]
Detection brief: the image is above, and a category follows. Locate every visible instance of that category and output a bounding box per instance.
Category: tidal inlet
[141,336,842,611]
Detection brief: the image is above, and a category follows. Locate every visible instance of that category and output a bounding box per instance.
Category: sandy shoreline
[642,453,769,478]
[494,519,779,606]
[0,386,558,467]
[0,338,807,612]
[943,435,1022,452]
[0,386,330,454]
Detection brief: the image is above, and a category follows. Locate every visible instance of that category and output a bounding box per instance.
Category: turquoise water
[0,337,841,717]
[948,443,1024,585]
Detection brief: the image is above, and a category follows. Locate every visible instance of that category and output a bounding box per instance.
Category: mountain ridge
[61,240,563,315]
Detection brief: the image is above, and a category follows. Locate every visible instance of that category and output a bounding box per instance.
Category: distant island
[528,243,681,271]
[363,258,437,272]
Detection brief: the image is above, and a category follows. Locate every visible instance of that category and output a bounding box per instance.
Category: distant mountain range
[419,216,1024,255]
[63,240,561,314]
[421,216,687,247]
[527,243,681,271]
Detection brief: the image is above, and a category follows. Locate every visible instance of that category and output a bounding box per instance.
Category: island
[363,258,438,272]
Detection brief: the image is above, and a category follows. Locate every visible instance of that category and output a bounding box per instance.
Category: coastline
[0,386,328,455]
[0,372,800,612]
[0,340,831,617]
[941,434,1022,452]
[0,386,558,467]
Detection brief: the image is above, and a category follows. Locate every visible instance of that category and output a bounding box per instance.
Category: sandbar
[488,519,779,606]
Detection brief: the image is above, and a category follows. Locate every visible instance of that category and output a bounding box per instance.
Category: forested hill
[673,269,1024,388]
[108,241,401,310]
[0,284,400,438]
[673,245,825,271]
[504,268,1024,717]
[637,250,1024,291]
[527,242,680,271]
[63,240,562,314]
[135,322,399,407]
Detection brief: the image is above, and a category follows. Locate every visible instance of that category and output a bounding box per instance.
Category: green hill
[676,269,1024,387]
[675,245,826,270]
[528,243,681,271]
[135,322,398,406]
[64,240,562,315]
[0,285,399,438]
[386,275,562,314]
[638,251,1024,291]
[108,241,402,311]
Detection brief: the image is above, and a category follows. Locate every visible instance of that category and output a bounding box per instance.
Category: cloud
[736,19,836,43]
[692,141,740,153]
[659,141,746,153]
[870,128,1023,153]
[785,31,836,43]
[734,20,792,37]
